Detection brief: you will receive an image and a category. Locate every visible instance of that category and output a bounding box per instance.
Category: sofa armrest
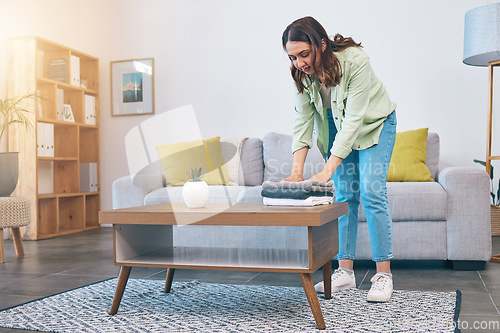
[112,174,164,209]
[438,166,491,261]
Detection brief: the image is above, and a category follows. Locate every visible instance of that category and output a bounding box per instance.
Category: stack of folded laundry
[261,180,335,206]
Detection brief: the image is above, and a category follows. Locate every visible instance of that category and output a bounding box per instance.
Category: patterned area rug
[0,278,461,332]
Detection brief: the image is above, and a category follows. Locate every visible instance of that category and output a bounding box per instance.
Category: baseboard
[451,260,487,271]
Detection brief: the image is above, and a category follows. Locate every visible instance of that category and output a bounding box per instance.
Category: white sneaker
[315,268,356,293]
[367,273,393,302]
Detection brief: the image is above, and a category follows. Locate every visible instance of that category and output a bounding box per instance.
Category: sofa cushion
[426,132,439,180]
[144,185,248,205]
[155,137,230,186]
[358,182,447,221]
[220,137,247,185]
[238,138,264,186]
[263,132,325,181]
[387,128,433,182]
[354,221,447,260]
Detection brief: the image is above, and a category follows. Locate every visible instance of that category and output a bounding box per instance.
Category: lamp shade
[463,3,500,67]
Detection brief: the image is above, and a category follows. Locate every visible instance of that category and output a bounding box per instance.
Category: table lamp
[463,2,500,263]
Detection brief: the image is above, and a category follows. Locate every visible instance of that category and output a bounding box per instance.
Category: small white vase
[182,180,209,208]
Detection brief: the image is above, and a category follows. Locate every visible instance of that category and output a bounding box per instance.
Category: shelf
[37,118,97,128]
[116,247,309,272]
[38,192,99,199]
[38,157,78,161]
[37,76,97,94]
[9,36,100,240]
[37,118,77,126]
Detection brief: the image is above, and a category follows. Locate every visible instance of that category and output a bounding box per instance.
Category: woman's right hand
[282,173,304,182]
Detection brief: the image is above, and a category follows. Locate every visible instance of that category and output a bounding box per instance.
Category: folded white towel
[263,196,333,207]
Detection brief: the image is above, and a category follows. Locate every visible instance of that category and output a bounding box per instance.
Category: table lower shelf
[116,246,313,272]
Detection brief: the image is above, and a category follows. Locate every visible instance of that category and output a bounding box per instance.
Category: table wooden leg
[109,266,132,315]
[164,268,175,293]
[0,228,4,263]
[299,273,326,330]
[322,260,332,300]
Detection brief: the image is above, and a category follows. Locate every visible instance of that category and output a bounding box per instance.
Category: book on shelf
[80,163,98,192]
[70,55,80,87]
[47,59,67,83]
[37,123,54,157]
[56,89,64,121]
[37,123,45,157]
[84,95,96,125]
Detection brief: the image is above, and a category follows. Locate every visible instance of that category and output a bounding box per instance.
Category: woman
[282,16,397,302]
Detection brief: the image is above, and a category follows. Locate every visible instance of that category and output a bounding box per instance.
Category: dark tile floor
[1,228,500,332]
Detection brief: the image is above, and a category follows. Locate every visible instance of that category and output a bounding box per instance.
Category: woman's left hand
[309,155,343,183]
[309,170,334,183]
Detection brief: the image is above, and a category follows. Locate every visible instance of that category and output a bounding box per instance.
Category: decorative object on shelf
[80,77,88,89]
[111,58,154,116]
[62,104,75,122]
[464,3,500,263]
[182,167,209,208]
[0,94,38,196]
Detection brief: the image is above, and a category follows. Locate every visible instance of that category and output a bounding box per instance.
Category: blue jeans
[327,110,397,262]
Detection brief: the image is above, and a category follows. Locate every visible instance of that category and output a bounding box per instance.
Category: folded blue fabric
[261,187,333,200]
[261,180,335,200]
[262,180,334,192]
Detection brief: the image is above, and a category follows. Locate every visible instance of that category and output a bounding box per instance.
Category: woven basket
[491,204,500,236]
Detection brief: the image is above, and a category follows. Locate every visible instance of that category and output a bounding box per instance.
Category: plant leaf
[473,159,493,179]
[497,178,500,206]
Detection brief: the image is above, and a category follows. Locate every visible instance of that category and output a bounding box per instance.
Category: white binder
[70,55,80,87]
[44,123,54,157]
[80,163,91,192]
[84,95,96,125]
[91,163,98,192]
[57,89,64,121]
[80,162,98,192]
[37,122,45,157]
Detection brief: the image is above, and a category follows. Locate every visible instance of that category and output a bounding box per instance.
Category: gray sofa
[112,132,492,270]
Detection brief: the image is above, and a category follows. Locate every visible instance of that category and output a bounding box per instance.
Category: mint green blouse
[291,46,396,159]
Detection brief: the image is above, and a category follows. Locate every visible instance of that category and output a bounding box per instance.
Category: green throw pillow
[387,128,433,182]
[156,137,230,186]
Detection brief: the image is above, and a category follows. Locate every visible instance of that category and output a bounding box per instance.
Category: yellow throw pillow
[155,137,230,186]
[387,128,433,182]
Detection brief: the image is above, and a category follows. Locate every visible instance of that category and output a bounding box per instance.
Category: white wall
[0,0,497,211]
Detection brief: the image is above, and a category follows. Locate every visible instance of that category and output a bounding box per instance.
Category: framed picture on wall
[111,58,154,116]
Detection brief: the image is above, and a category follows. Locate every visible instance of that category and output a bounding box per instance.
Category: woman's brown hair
[282,16,361,93]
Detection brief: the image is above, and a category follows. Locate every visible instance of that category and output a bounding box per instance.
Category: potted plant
[182,167,209,208]
[474,159,500,236]
[0,93,37,196]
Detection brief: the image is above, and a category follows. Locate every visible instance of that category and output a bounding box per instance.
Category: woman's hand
[283,173,304,182]
[309,170,333,183]
[309,154,343,183]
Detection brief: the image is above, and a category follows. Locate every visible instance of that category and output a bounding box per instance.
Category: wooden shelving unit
[7,36,100,240]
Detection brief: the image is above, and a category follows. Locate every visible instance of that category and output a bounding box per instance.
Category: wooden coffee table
[99,202,347,330]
